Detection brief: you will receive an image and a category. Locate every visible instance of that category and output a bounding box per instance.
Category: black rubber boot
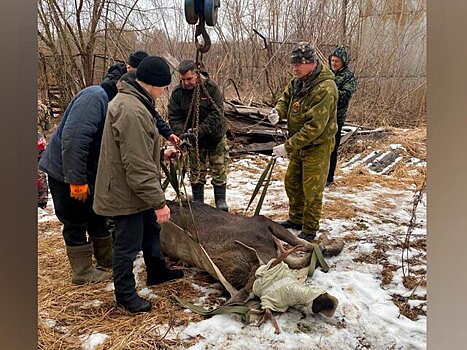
[277,220,302,230]
[145,256,184,287]
[213,184,228,212]
[191,183,204,203]
[90,235,113,268]
[117,295,152,313]
[298,231,317,242]
[66,243,112,285]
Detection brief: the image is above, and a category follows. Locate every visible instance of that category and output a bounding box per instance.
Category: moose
[160,200,344,330]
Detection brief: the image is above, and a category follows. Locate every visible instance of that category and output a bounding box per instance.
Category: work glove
[268,108,280,125]
[70,184,89,202]
[272,144,287,158]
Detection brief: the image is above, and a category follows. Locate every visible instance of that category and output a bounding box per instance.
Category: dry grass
[322,196,358,220]
[38,127,427,346]
[38,228,223,349]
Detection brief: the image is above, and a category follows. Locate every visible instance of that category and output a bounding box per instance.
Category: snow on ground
[38,153,426,350]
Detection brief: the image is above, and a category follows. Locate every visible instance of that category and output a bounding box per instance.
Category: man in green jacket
[93,56,183,314]
[268,42,338,241]
[168,60,229,211]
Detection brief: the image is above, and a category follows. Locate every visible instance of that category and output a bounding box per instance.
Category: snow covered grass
[37,131,426,349]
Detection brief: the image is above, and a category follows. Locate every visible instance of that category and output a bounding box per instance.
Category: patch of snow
[80,332,109,350]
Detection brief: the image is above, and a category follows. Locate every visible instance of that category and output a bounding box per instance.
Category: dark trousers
[112,209,164,302]
[327,123,343,183]
[48,175,109,246]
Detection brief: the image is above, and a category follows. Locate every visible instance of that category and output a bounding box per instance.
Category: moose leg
[225,271,256,305]
[267,225,314,252]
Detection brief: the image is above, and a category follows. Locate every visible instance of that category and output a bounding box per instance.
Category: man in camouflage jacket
[168,60,229,211]
[327,47,357,185]
[268,42,338,241]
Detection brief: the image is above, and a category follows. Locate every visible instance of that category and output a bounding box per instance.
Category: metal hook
[195,22,211,53]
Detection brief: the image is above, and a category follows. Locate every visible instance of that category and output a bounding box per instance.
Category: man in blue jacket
[39,69,123,285]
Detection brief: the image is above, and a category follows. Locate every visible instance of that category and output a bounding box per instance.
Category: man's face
[180,70,198,90]
[292,62,317,79]
[330,56,344,72]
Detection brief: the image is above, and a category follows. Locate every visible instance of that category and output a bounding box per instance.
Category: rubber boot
[66,243,112,285]
[298,230,317,242]
[191,183,204,203]
[145,256,184,287]
[90,235,113,269]
[213,184,228,212]
[278,220,302,230]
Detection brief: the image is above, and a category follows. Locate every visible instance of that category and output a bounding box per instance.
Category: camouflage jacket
[168,77,227,151]
[275,63,338,155]
[37,100,52,133]
[329,47,357,125]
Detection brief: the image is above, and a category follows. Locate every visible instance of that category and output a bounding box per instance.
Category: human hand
[272,144,287,158]
[163,148,180,162]
[155,205,171,224]
[70,184,89,202]
[168,133,180,145]
[268,108,280,125]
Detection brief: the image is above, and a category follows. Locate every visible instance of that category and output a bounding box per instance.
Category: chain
[183,77,203,184]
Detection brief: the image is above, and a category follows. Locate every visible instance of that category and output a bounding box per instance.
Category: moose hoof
[318,233,344,257]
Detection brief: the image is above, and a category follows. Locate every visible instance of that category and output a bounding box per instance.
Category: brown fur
[163,200,343,303]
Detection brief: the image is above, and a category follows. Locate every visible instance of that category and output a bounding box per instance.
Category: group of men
[38,51,229,313]
[38,41,356,315]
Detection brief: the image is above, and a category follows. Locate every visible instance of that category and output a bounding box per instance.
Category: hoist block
[204,0,220,26]
[184,0,199,25]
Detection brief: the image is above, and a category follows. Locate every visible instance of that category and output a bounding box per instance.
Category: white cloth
[268,108,280,125]
[252,259,324,312]
[272,144,287,158]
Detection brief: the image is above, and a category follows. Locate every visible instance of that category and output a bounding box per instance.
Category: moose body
[160,200,342,303]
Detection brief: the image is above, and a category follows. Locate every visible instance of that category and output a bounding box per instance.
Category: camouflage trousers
[188,136,229,186]
[37,169,48,208]
[285,140,334,233]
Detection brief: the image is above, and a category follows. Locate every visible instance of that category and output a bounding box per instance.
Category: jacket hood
[328,46,349,68]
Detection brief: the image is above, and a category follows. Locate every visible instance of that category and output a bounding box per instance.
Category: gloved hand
[272,144,287,158]
[268,108,280,125]
[70,184,89,202]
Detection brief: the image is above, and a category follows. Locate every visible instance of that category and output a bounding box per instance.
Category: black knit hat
[136,56,171,87]
[127,50,148,68]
